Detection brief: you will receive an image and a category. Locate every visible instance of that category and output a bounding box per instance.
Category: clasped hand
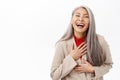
[70,42,94,73]
[74,60,94,73]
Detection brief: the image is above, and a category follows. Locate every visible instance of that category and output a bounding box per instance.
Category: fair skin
[70,8,95,74]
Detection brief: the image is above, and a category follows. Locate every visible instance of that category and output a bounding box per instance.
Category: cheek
[84,21,89,29]
[86,19,90,24]
[71,17,77,23]
[85,23,89,28]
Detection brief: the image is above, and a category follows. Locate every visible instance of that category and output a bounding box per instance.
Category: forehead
[74,8,88,15]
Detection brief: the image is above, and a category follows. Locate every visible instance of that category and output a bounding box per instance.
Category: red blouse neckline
[73,35,86,47]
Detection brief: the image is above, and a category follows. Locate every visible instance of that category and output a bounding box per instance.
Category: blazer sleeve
[91,36,113,79]
[50,42,77,80]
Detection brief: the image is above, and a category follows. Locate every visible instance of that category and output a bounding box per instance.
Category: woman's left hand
[74,60,95,73]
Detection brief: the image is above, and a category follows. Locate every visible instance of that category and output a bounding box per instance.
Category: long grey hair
[57,6,106,66]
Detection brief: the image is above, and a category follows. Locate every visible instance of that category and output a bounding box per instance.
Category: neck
[74,31,86,39]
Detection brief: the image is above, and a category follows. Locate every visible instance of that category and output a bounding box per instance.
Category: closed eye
[84,15,89,18]
[75,14,80,17]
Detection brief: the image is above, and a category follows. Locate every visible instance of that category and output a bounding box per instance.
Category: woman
[50,5,113,80]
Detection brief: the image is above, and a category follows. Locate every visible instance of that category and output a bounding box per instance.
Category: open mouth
[76,23,85,29]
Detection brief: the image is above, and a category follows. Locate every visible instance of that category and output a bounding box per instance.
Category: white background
[0,0,120,80]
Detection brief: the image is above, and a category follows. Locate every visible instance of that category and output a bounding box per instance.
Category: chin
[77,28,88,33]
[77,31,86,33]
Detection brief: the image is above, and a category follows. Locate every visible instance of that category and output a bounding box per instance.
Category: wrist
[70,54,77,61]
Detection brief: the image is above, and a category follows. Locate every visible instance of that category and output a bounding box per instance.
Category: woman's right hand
[70,42,87,61]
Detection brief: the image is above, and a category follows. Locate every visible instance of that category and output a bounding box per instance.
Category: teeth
[75,21,84,28]
[77,24,83,26]
[77,23,84,28]
[77,25,83,29]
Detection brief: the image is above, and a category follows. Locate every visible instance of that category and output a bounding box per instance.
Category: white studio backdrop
[0,0,120,80]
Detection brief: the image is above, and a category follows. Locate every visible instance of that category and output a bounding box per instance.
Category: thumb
[82,58,87,64]
[85,60,92,66]
[82,59,91,65]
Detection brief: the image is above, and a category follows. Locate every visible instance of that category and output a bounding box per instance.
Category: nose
[79,16,83,21]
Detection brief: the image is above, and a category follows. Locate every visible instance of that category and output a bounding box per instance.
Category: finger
[74,67,86,73]
[74,67,81,70]
[74,67,83,71]
[83,59,92,66]
[82,58,87,63]
[77,42,85,49]
[76,70,84,74]
[79,46,87,53]
[74,65,86,73]
[78,70,85,73]
[82,59,88,64]
[82,59,93,67]
[81,58,86,64]
[78,72,83,74]
[80,50,87,57]
[79,43,87,51]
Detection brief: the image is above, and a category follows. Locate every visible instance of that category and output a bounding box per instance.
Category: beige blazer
[50,35,113,80]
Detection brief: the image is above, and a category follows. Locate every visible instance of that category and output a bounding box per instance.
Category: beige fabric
[50,35,113,80]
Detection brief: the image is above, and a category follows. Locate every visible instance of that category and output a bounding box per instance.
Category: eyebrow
[75,12,88,15]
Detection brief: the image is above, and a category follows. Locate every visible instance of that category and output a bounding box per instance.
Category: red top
[73,35,86,59]
[73,35,86,47]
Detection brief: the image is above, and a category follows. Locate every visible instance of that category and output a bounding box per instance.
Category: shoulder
[97,34,105,41]
[97,34,109,47]
[55,41,67,48]
[55,37,73,47]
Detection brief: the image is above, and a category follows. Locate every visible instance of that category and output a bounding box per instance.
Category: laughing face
[71,7,90,37]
